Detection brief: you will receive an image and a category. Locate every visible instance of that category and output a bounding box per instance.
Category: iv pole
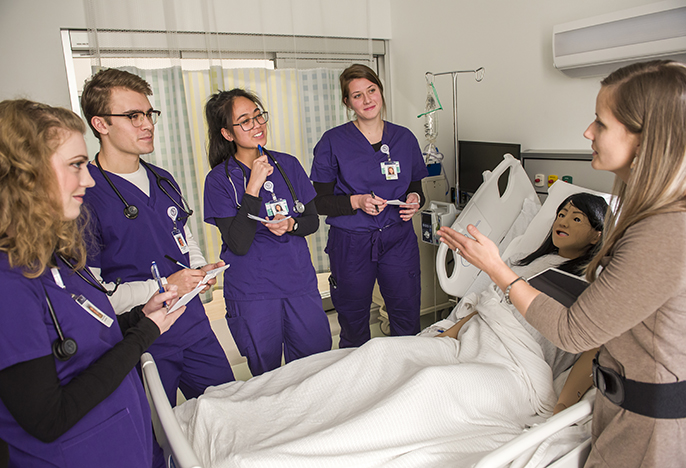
[424,67,484,206]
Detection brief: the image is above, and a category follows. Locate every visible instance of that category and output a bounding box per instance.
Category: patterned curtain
[121,65,350,274]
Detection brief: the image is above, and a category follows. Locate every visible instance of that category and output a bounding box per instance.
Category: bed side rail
[472,398,594,468]
[141,352,203,468]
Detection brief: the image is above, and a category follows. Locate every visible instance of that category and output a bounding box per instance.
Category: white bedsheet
[174,287,559,468]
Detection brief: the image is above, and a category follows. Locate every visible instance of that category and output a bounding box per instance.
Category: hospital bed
[141,155,607,468]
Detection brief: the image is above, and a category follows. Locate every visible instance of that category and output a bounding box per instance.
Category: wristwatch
[292,220,299,232]
[504,276,528,305]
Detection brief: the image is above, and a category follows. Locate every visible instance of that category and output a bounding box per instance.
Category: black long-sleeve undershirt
[0,306,159,443]
[313,179,426,218]
[215,198,319,256]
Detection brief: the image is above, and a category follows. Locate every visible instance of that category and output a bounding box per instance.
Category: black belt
[592,353,686,419]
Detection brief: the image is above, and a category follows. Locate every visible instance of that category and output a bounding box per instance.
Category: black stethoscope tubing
[57,254,121,297]
[44,256,121,361]
[42,284,78,361]
[94,154,194,221]
[224,147,304,214]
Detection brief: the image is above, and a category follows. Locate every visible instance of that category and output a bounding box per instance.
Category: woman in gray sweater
[438,60,686,467]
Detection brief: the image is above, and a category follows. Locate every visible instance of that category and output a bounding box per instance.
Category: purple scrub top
[84,161,207,355]
[310,121,428,231]
[204,150,318,301]
[0,254,153,468]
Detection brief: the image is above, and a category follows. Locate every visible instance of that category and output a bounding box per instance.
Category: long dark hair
[515,192,608,276]
[205,89,265,169]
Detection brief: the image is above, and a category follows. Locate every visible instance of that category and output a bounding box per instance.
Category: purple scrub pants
[326,221,421,348]
[149,331,235,406]
[225,292,332,376]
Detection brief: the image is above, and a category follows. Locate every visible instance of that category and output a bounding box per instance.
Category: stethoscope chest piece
[52,336,78,361]
[124,204,139,220]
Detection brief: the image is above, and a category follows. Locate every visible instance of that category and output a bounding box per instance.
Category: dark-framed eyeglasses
[99,110,162,127]
[232,111,269,132]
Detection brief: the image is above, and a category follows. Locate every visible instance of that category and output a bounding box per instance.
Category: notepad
[247,213,292,223]
[167,264,230,313]
[527,267,589,308]
[386,200,419,206]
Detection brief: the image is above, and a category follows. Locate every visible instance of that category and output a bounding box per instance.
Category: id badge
[73,294,113,328]
[265,198,289,217]
[172,228,190,254]
[381,161,400,180]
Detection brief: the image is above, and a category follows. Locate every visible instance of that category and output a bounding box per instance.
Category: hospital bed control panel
[421,201,458,245]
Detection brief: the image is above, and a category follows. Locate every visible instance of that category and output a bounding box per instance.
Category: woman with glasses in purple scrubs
[310,64,429,348]
[0,100,184,468]
[203,89,331,376]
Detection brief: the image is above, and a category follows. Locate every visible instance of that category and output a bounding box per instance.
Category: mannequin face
[584,87,640,182]
[552,202,601,259]
[50,131,95,220]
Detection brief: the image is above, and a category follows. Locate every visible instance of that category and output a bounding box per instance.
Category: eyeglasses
[99,110,162,127]
[232,111,269,132]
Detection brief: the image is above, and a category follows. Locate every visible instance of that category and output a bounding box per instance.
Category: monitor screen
[458,140,521,196]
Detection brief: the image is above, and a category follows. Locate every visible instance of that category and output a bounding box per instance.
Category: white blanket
[174,287,558,468]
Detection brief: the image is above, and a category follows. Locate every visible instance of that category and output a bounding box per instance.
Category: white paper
[386,199,419,206]
[167,264,231,313]
[248,213,292,223]
[199,263,230,285]
[168,284,204,313]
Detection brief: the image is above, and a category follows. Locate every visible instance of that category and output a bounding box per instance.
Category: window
[62,28,387,274]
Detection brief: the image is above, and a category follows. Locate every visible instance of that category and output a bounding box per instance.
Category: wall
[0,0,391,106]
[0,0,666,163]
[388,0,660,186]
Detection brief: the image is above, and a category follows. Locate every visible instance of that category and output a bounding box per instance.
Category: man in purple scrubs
[80,68,234,405]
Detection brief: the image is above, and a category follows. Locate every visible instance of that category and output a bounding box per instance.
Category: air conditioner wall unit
[553,0,686,78]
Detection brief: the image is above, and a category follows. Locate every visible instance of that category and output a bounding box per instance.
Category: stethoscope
[224,146,305,213]
[44,255,122,361]
[94,153,194,221]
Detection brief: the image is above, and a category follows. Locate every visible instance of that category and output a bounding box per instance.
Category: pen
[164,254,190,270]
[150,261,168,309]
[370,191,379,213]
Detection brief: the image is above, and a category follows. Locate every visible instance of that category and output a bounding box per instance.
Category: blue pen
[151,261,168,308]
[258,144,264,157]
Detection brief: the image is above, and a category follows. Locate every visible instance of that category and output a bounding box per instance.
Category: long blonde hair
[587,61,686,280]
[0,99,88,278]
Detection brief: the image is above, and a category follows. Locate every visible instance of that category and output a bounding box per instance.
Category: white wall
[0,0,86,106]
[0,0,664,163]
[0,0,391,106]
[387,0,659,185]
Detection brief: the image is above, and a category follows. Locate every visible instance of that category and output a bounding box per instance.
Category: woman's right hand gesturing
[246,155,274,197]
[142,285,185,334]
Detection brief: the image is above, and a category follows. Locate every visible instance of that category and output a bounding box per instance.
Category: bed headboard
[436,154,539,297]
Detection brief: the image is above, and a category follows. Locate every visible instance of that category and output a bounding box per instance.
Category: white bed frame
[141,353,202,468]
[142,351,594,468]
[141,156,605,468]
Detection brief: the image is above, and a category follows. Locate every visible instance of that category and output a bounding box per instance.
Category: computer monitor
[458,140,521,198]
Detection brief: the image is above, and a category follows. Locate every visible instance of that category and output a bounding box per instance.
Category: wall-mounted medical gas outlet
[547,175,558,187]
[562,175,573,184]
[421,201,458,245]
[534,174,545,187]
